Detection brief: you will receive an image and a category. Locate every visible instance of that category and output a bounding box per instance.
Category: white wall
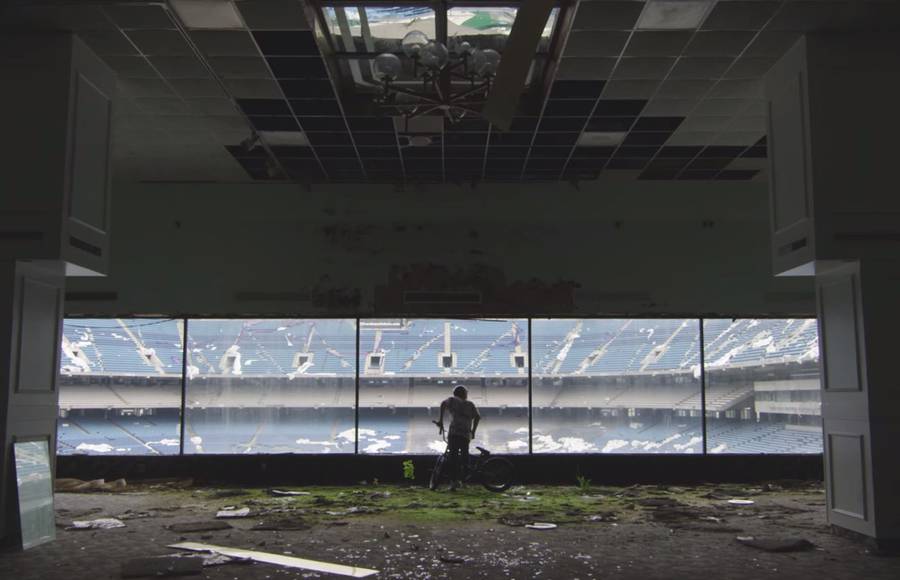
[64,178,813,316]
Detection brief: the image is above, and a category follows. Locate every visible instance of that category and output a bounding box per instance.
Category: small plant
[576,473,591,491]
[402,459,415,481]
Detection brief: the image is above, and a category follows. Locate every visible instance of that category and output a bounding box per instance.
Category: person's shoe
[449,480,459,491]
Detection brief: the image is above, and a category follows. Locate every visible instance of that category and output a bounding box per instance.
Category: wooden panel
[817,272,862,392]
[828,433,867,520]
[68,73,111,233]
[769,70,811,232]
[14,276,62,393]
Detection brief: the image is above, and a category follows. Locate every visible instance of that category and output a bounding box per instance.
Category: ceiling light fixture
[170,0,244,30]
[372,31,501,124]
[637,1,712,30]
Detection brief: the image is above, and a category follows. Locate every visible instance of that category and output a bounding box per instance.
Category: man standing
[437,385,480,490]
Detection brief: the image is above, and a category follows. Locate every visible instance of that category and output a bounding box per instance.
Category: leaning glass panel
[532,319,703,453]
[183,319,356,454]
[57,318,184,455]
[358,318,529,454]
[704,319,823,454]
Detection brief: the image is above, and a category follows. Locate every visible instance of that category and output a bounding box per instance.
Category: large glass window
[703,319,822,454]
[532,319,704,453]
[58,318,183,455]
[358,318,529,454]
[184,319,356,454]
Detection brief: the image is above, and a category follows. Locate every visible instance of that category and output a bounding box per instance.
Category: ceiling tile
[743,30,802,58]
[724,57,776,79]
[267,57,329,79]
[103,56,158,78]
[656,79,714,99]
[573,1,645,30]
[253,31,319,56]
[612,57,675,80]
[133,97,191,115]
[642,98,697,116]
[632,116,685,132]
[680,115,733,132]
[713,131,765,147]
[593,99,647,116]
[625,31,693,57]
[224,78,283,98]
[126,29,194,56]
[209,56,272,78]
[586,117,635,132]
[601,80,661,99]
[668,57,733,80]
[565,31,631,57]
[692,98,748,116]
[80,30,140,55]
[767,1,855,32]
[236,0,311,30]
[186,97,240,116]
[149,55,210,78]
[665,130,717,146]
[170,0,244,29]
[104,5,175,29]
[684,31,756,56]
[701,1,780,30]
[726,115,767,133]
[118,78,176,97]
[556,57,617,80]
[168,78,227,98]
[549,80,606,99]
[709,79,763,99]
[191,30,261,56]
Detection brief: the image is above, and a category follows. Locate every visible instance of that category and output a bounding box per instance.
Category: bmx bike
[428,420,514,492]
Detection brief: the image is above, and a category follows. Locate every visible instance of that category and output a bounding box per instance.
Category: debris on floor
[167,521,231,533]
[736,536,816,552]
[216,507,250,518]
[169,541,379,577]
[250,516,310,531]
[56,478,127,492]
[67,518,126,530]
[525,522,558,530]
[121,555,202,578]
[728,499,756,506]
[269,489,312,497]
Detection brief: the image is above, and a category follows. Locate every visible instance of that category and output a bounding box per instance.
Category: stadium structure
[58,318,821,457]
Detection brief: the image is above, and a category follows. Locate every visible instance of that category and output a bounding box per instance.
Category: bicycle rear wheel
[429,454,446,491]
[479,457,514,492]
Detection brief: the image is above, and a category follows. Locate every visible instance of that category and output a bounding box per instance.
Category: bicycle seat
[475,446,490,456]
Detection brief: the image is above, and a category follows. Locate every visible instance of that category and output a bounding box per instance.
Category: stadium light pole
[699,318,707,456]
[354,318,360,455]
[179,318,189,457]
[528,318,533,455]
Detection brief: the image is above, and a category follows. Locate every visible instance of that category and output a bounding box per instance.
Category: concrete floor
[1,482,898,579]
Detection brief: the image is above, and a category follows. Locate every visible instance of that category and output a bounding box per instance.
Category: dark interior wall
[65,178,813,317]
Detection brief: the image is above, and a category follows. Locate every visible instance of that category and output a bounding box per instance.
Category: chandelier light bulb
[401,30,429,58]
[481,49,501,76]
[420,41,449,69]
[373,52,402,81]
[469,48,487,75]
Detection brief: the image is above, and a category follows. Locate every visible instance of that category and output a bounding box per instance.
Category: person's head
[453,385,468,400]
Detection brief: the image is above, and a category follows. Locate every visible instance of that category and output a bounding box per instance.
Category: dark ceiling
[3,0,898,184]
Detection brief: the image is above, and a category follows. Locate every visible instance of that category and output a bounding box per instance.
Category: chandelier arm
[407,104,442,119]
[448,82,492,102]
[386,85,442,105]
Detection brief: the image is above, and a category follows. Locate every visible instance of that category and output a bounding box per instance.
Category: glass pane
[184,319,356,454]
[532,319,703,453]
[448,6,558,52]
[14,440,55,549]
[358,319,529,454]
[324,6,437,53]
[704,319,822,454]
[58,318,183,455]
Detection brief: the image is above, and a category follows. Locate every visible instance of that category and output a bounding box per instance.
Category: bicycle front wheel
[479,457,514,492]
[429,454,446,491]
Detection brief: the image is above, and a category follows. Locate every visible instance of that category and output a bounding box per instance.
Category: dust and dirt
[1,481,898,579]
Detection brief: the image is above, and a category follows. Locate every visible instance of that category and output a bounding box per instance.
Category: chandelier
[371,30,501,123]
